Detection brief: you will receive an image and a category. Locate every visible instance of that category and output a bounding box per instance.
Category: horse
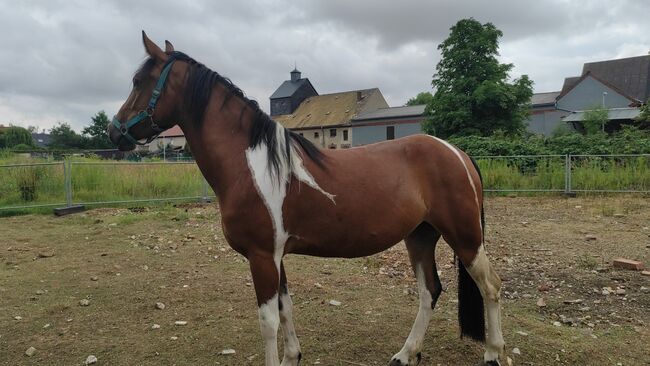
[108,32,506,366]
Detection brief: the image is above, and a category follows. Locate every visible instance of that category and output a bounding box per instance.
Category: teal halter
[112,56,177,145]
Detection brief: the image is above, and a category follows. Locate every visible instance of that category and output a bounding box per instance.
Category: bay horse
[108,32,506,366]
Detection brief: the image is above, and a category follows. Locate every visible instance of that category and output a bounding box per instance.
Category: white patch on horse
[430,136,482,234]
[391,263,433,364]
[245,132,289,269]
[246,125,335,267]
[291,152,336,203]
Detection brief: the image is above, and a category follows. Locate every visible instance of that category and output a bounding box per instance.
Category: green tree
[581,105,609,134]
[82,111,113,149]
[1,126,34,148]
[50,122,84,149]
[423,18,533,138]
[406,92,434,106]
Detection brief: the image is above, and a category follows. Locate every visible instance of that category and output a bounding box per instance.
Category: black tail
[458,259,485,342]
[458,157,486,342]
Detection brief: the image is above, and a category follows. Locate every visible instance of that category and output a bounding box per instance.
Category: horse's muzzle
[108,123,136,151]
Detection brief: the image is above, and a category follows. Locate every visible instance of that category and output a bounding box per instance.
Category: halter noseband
[112,55,177,145]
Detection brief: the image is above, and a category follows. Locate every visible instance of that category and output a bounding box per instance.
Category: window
[330,129,337,137]
[386,126,395,140]
[343,129,348,141]
[314,132,319,138]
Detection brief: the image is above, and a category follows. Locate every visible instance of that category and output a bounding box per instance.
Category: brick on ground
[613,258,644,271]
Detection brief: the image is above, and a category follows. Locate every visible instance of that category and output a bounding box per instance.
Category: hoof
[484,360,500,366]
[388,352,421,366]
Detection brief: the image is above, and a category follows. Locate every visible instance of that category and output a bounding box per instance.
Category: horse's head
[108,32,182,151]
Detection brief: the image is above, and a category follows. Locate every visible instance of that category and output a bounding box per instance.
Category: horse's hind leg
[389,223,442,366]
[461,245,505,365]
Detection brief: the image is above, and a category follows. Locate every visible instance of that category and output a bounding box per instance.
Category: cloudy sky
[1,0,649,132]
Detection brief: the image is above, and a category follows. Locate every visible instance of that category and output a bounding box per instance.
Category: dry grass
[1,197,649,365]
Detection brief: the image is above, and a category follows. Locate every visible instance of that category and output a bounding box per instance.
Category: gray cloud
[0,0,648,132]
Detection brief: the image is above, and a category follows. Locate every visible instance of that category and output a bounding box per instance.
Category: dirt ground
[1,196,649,366]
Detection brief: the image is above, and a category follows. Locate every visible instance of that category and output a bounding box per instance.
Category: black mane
[146,51,325,177]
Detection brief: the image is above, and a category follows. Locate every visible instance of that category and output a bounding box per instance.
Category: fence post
[201,178,210,203]
[564,154,575,197]
[64,160,72,207]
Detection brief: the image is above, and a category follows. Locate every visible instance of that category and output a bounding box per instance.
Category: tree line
[0,111,113,151]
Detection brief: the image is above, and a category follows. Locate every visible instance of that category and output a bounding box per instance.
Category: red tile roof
[159,125,184,137]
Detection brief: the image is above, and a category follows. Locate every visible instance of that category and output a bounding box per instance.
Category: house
[273,87,390,149]
[528,54,650,135]
[31,133,52,148]
[147,125,186,153]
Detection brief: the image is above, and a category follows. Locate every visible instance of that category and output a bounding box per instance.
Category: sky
[0,0,649,132]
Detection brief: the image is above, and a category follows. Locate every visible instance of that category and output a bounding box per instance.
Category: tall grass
[1,153,649,214]
[71,162,206,204]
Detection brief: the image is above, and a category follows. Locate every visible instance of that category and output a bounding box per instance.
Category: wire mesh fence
[0,162,66,211]
[1,154,649,213]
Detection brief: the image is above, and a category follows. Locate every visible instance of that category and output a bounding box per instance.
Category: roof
[561,107,641,122]
[582,55,650,102]
[273,89,383,129]
[353,105,426,121]
[270,78,315,99]
[560,76,581,97]
[159,125,184,137]
[531,91,560,106]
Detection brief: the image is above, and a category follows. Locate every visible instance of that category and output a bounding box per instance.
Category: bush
[448,127,650,156]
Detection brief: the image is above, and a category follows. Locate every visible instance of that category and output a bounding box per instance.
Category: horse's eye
[132,78,141,88]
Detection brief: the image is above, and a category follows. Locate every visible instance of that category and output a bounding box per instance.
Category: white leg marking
[279,290,301,366]
[430,136,482,234]
[391,263,433,364]
[467,245,505,363]
[259,294,281,366]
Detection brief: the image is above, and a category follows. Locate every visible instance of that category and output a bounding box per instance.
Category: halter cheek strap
[112,55,177,145]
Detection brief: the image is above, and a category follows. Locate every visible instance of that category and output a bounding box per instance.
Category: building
[528,55,649,135]
[350,105,426,146]
[147,125,186,153]
[271,69,426,148]
[273,86,390,148]
[270,68,318,117]
[31,133,52,148]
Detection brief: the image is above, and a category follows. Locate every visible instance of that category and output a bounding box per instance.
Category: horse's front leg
[249,252,281,366]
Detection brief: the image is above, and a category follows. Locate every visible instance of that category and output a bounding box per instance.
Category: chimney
[290,68,301,82]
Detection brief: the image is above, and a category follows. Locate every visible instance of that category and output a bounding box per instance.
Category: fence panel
[473,155,567,192]
[0,162,66,210]
[570,154,650,193]
[69,161,214,206]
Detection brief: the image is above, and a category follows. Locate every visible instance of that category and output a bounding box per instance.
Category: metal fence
[0,160,213,212]
[1,154,649,212]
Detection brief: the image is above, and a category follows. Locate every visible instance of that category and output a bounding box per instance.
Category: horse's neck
[179,98,255,200]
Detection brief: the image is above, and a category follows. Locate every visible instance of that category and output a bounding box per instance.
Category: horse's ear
[141,30,166,61]
[164,40,175,54]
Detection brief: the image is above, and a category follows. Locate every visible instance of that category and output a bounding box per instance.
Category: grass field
[1,197,649,365]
